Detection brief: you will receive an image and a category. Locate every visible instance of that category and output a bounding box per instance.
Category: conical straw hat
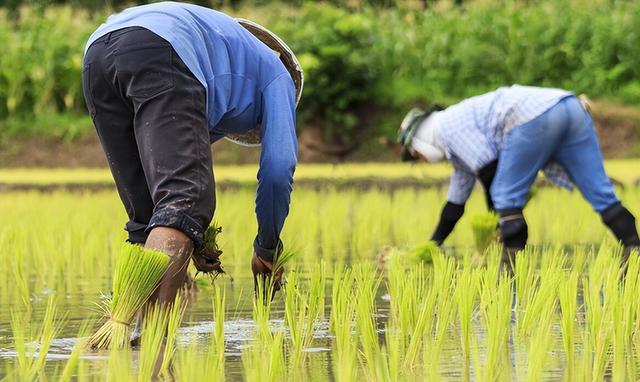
[225,18,304,147]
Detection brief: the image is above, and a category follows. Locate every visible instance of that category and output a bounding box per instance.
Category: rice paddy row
[1,159,639,186]
[1,181,639,380]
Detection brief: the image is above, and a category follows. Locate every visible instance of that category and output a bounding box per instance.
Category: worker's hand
[251,252,284,302]
[430,237,444,247]
[191,245,224,275]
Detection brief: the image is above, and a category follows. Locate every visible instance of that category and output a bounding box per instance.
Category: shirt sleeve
[446,165,476,205]
[253,73,298,261]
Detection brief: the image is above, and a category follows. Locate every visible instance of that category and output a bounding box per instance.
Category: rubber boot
[130,226,193,347]
[498,209,528,278]
[601,203,640,271]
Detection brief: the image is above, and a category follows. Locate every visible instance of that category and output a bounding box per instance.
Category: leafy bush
[267,3,378,142]
[2,1,640,143]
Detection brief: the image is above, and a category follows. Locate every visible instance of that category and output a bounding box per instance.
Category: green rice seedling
[424,254,457,378]
[173,288,227,382]
[210,284,226,375]
[106,346,134,382]
[407,241,439,264]
[330,266,358,382]
[454,265,480,379]
[517,255,562,338]
[353,265,388,381]
[383,321,404,381]
[524,288,557,382]
[583,273,612,381]
[513,247,539,314]
[470,212,499,255]
[285,262,327,370]
[318,191,352,261]
[88,243,170,350]
[242,327,286,382]
[608,253,639,382]
[479,273,513,381]
[284,270,306,367]
[173,336,210,380]
[8,296,66,381]
[557,271,579,380]
[138,301,183,381]
[351,191,393,257]
[158,295,187,377]
[386,257,428,348]
[58,320,93,382]
[402,275,438,370]
[11,250,32,313]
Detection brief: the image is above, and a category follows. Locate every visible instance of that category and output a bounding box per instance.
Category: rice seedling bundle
[88,243,170,350]
[469,212,499,254]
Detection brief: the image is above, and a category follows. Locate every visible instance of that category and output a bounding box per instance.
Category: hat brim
[226,19,304,147]
[236,18,303,106]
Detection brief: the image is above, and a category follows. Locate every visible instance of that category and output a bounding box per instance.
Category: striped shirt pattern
[436,85,575,204]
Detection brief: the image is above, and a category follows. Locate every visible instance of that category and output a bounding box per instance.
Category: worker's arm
[477,159,498,211]
[430,166,475,245]
[254,73,298,263]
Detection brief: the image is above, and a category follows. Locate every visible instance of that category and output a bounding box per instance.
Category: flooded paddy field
[1,183,639,381]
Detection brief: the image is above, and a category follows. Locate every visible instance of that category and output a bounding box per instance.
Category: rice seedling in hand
[192,224,226,280]
[408,241,439,264]
[470,212,499,255]
[254,247,297,304]
[88,243,171,350]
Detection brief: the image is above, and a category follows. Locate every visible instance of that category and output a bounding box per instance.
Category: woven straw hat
[224,18,304,147]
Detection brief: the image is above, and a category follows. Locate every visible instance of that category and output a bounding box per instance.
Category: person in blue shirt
[397,85,639,275]
[82,2,303,305]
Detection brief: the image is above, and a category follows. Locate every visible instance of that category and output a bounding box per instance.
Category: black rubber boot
[498,208,528,277]
[601,202,640,269]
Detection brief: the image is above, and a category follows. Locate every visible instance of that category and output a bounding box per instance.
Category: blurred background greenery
[0,0,639,162]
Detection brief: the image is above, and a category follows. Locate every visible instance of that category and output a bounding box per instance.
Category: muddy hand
[192,245,224,275]
[251,252,284,302]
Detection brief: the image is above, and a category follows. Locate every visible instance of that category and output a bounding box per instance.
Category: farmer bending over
[397,85,640,274]
[82,2,302,306]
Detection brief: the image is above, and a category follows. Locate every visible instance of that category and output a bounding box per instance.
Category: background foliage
[1,0,640,142]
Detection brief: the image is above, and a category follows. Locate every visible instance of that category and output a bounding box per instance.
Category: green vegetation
[1,166,640,378]
[88,244,170,349]
[2,1,640,144]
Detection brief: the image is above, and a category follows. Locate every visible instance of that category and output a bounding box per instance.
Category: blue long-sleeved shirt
[85,2,298,258]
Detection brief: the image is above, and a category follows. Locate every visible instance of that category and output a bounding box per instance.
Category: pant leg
[550,96,619,212]
[491,98,570,211]
[112,28,215,247]
[83,32,155,244]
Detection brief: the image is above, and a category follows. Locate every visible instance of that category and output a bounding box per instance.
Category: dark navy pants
[82,27,215,247]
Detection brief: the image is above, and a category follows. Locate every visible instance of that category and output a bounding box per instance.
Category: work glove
[430,201,465,245]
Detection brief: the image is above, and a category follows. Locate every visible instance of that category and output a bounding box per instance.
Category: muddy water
[0,261,581,381]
